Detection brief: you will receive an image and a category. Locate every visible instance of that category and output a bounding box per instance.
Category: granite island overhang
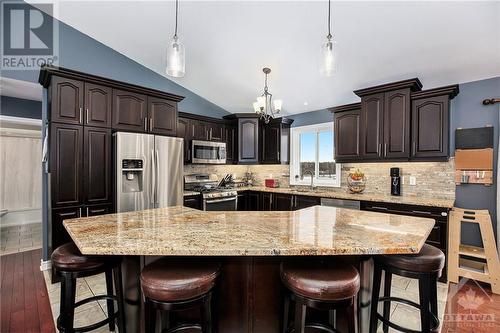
[63,205,435,332]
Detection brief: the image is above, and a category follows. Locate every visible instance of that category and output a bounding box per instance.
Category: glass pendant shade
[320,39,337,77]
[273,99,282,112]
[166,36,185,78]
[253,102,260,113]
[257,96,266,109]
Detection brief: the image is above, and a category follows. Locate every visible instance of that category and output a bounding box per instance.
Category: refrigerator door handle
[151,149,155,205]
[155,149,160,205]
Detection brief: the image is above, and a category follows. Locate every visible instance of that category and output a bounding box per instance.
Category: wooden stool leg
[382,271,392,333]
[418,274,431,332]
[447,210,461,283]
[59,274,77,333]
[113,265,126,333]
[478,212,500,294]
[144,299,157,333]
[105,269,116,331]
[347,295,358,333]
[369,265,382,333]
[200,293,213,333]
[294,301,306,333]
[282,294,290,333]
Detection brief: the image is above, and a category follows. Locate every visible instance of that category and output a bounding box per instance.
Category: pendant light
[166,0,185,77]
[320,0,337,76]
[252,68,282,124]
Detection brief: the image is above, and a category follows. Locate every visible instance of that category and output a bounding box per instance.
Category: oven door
[203,197,237,211]
[192,140,226,164]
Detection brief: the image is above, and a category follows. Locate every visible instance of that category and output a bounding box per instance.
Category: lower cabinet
[183,195,202,210]
[246,192,260,211]
[273,193,293,211]
[293,195,321,210]
[242,192,321,211]
[261,193,273,211]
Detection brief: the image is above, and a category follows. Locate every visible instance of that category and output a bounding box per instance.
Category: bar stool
[140,258,220,333]
[369,244,445,333]
[51,242,126,333]
[280,260,360,333]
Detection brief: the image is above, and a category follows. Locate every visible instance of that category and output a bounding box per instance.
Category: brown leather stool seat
[281,260,360,301]
[377,244,445,273]
[51,242,113,271]
[141,258,220,302]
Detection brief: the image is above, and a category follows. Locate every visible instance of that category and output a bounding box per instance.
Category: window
[290,123,341,187]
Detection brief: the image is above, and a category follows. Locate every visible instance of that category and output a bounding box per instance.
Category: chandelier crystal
[166,0,185,78]
[253,68,282,124]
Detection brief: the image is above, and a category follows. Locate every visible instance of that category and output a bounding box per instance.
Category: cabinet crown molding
[39,65,185,102]
[354,78,423,97]
[329,102,361,113]
[411,84,459,100]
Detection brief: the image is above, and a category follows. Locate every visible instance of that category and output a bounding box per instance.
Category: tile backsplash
[184,159,455,200]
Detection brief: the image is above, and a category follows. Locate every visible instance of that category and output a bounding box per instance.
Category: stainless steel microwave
[191,140,226,164]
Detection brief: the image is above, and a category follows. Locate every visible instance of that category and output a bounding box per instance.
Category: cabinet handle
[79,207,82,217]
[277,151,280,161]
[144,118,148,131]
[86,207,89,216]
[384,143,387,156]
[371,206,388,211]
[79,107,83,124]
[411,210,432,215]
[149,117,153,131]
[85,108,89,124]
[412,141,416,154]
[378,143,381,156]
[210,128,213,140]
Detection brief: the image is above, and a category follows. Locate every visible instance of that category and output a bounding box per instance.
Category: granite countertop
[235,186,454,208]
[183,191,200,196]
[64,205,434,256]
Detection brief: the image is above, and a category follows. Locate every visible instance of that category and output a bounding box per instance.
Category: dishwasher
[320,198,361,210]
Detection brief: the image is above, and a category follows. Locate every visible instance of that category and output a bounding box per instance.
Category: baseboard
[40,259,51,271]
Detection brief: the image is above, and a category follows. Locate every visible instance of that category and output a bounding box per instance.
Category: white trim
[40,259,51,271]
[290,122,341,187]
[0,115,42,126]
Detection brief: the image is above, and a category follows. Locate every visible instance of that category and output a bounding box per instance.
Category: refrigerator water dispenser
[121,159,143,193]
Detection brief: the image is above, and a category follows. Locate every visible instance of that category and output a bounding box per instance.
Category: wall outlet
[409,176,417,186]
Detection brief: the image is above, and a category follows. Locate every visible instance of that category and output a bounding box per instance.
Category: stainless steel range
[184,173,238,211]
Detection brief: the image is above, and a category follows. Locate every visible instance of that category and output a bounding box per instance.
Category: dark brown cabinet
[50,123,83,207]
[410,86,458,160]
[190,120,210,140]
[293,195,320,210]
[360,93,384,159]
[177,117,191,163]
[384,89,411,159]
[260,118,293,164]
[86,203,112,217]
[148,96,177,136]
[238,118,260,164]
[331,103,361,162]
[208,122,225,141]
[50,77,84,125]
[261,192,273,211]
[112,89,148,132]
[51,206,79,253]
[184,195,201,210]
[246,191,260,211]
[84,83,112,128]
[273,193,293,211]
[225,124,237,164]
[84,127,112,205]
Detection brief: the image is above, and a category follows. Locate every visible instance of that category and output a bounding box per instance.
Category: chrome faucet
[300,171,316,190]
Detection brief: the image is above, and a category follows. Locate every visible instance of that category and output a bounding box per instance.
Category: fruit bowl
[347,169,366,194]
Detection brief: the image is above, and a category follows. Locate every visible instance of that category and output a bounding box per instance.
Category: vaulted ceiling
[30,1,500,115]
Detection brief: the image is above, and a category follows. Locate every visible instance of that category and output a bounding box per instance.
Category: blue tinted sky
[300,131,333,162]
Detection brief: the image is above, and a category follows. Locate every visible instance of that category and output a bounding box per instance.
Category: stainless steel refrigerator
[114,132,183,212]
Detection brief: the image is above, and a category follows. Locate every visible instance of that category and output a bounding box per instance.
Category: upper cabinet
[260,118,293,164]
[112,89,148,132]
[147,96,177,136]
[84,83,112,127]
[50,77,84,125]
[332,78,457,163]
[238,117,260,164]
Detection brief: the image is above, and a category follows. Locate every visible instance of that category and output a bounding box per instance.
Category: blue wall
[2,1,230,118]
[290,108,332,127]
[0,96,42,119]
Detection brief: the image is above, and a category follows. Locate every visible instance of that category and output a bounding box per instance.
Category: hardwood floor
[0,249,55,333]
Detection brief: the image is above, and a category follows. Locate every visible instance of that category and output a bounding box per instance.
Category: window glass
[299,132,316,178]
[318,131,335,179]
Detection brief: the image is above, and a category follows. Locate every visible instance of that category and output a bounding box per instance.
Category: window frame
[289,122,341,187]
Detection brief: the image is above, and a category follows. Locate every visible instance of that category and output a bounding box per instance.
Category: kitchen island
[64,205,435,332]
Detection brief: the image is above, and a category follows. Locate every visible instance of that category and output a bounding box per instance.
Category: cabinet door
[51,206,80,253]
[85,203,112,217]
[334,110,361,162]
[237,192,247,211]
[293,195,320,210]
[273,193,293,211]
[280,124,291,164]
[84,127,112,205]
[261,193,273,211]
[148,97,177,136]
[383,89,410,159]
[183,196,201,210]
[177,117,191,163]
[50,123,83,207]
[112,89,147,132]
[190,120,210,140]
[208,122,225,141]
[247,191,260,211]
[360,93,384,159]
[238,118,259,163]
[225,125,237,164]
[261,123,280,164]
[51,77,84,125]
[84,83,112,128]
[411,95,449,159]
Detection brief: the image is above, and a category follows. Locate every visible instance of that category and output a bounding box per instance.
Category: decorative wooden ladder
[448,207,500,294]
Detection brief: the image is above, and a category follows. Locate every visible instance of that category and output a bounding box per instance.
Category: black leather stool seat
[281,260,360,301]
[51,242,116,271]
[141,258,220,302]
[377,244,445,273]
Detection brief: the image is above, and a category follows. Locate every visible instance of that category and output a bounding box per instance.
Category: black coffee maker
[390,167,401,196]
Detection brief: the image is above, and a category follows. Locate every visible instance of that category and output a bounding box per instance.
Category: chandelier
[252,68,282,124]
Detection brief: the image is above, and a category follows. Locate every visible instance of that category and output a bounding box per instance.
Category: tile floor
[43,270,448,332]
[0,223,42,255]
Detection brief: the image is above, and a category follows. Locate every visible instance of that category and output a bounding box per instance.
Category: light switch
[409,176,416,186]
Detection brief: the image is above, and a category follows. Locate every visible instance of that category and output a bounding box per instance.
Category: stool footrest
[74,294,117,309]
[163,323,202,333]
[287,322,340,333]
[57,313,118,333]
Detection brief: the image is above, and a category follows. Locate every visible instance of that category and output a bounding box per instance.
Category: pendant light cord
[174,0,179,38]
[327,0,332,40]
